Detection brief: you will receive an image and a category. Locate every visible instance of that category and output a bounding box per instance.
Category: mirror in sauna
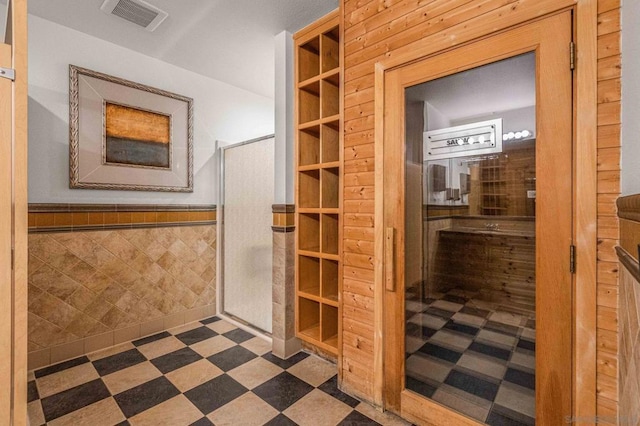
[404,52,537,425]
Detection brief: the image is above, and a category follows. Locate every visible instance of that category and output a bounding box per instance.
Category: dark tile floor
[27,317,410,426]
[404,289,536,426]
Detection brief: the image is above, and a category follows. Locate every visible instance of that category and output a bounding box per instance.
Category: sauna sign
[424,118,503,160]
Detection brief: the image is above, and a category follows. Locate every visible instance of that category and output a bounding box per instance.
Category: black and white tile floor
[27,317,410,426]
[404,289,536,425]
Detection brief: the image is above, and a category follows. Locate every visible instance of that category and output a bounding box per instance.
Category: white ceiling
[406,53,536,122]
[21,0,338,98]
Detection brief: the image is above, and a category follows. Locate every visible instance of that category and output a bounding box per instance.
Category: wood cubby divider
[294,10,341,357]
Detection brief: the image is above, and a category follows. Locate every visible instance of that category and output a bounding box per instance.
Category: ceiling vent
[100,0,168,32]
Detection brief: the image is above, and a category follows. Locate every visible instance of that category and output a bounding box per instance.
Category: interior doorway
[382,12,573,425]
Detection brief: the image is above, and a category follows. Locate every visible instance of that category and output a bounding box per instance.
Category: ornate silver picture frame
[69,65,194,192]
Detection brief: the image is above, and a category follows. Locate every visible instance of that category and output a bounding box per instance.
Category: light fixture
[502,130,533,141]
[468,137,475,144]
[479,135,486,144]
[457,139,464,145]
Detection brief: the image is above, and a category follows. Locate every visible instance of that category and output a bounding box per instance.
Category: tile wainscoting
[27,204,217,370]
[617,195,640,424]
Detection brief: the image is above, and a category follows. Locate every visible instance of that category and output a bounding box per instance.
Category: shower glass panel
[222,137,274,333]
[404,53,537,424]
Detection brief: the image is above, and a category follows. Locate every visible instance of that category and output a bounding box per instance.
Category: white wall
[274,31,295,204]
[28,14,274,204]
[621,0,640,195]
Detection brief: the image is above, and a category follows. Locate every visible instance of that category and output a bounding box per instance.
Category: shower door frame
[373,7,599,425]
[217,134,275,336]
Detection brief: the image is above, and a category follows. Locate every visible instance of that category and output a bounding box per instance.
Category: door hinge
[0,67,15,81]
[570,42,576,70]
[570,244,576,274]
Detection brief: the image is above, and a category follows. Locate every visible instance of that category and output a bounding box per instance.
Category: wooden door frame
[372,1,598,422]
[0,0,28,424]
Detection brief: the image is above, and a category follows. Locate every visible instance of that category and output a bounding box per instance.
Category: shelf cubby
[299,255,320,296]
[298,37,320,82]
[298,170,320,208]
[321,122,340,163]
[321,304,339,347]
[299,127,320,167]
[321,28,340,73]
[299,84,320,124]
[322,214,339,255]
[298,297,320,340]
[298,213,320,252]
[321,80,340,118]
[322,259,339,302]
[322,168,340,209]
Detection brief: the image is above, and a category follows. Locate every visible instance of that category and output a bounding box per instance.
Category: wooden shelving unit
[480,157,508,215]
[294,10,341,356]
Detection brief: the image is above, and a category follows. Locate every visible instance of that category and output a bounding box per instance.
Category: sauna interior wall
[339,0,622,417]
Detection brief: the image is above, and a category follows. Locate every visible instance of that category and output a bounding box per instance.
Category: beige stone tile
[207,392,278,426]
[190,335,236,358]
[169,321,202,336]
[283,389,352,426]
[114,324,141,344]
[140,318,164,337]
[489,311,525,327]
[84,331,114,354]
[164,312,185,330]
[184,306,205,323]
[476,329,517,347]
[240,337,272,355]
[102,361,162,395]
[136,336,186,360]
[510,352,535,370]
[494,382,535,418]
[88,342,135,361]
[458,353,507,380]
[406,354,451,383]
[287,355,337,387]
[48,397,126,426]
[129,395,202,426]
[227,357,283,390]
[430,330,473,351]
[37,362,100,398]
[432,387,491,423]
[28,349,50,371]
[27,400,45,426]
[355,402,411,426]
[165,359,223,392]
[207,320,237,334]
[28,370,35,382]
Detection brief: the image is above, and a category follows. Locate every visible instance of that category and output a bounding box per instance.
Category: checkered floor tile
[405,289,536,426]
[27,317,410,426]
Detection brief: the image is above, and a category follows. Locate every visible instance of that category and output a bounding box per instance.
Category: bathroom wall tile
[28,349,51,371]
[84,332,114,354]
[50,340,85,365]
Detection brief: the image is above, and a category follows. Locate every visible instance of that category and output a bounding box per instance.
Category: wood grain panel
[596,8,620,35]
[597,31,620,59]
[597,55,621,81]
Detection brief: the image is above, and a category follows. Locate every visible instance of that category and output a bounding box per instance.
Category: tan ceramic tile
[50,340,85,364]
[169,321,202,336]
[476,329,517,347]
[406,354,451,383]
[457,353,507,380]
[28,370,35,382]
[283,389,352,426]
[227,357,283,390]
[240,337,272,356]
[207,392,278,426]
[129,395,202,426]
[114,324,141,344]
[432,387,491,422]
[207,320,237,334]
[28,349,51,371]
[165,359,223,392]
[48,397,126,426]
[140,318,164,337]
[355,402,411,426]
[27,400,45,426]
[494,382,535,418]
[88,342,135,361]
[37,362,100,398]
[103,361,163,395]
[136,336,186,360]
[190,335,236,358]
[286,355,337,387]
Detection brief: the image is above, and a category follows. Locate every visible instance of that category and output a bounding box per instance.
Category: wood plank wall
[340,0,621,415]
[595,0,621,419]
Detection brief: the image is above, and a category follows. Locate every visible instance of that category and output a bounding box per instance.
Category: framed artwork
[69,65,194,192]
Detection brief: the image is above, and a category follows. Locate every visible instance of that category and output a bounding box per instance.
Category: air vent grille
[100,0,168,31]
[112,0,158,28]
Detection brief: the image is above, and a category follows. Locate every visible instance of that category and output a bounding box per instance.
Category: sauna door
[382,12,573,425]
